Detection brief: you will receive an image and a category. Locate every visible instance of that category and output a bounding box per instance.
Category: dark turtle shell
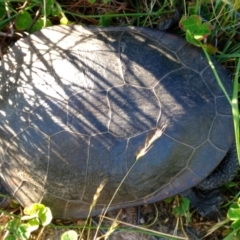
[0,26,233,219]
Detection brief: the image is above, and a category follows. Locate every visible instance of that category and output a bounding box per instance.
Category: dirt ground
[23,199,225,240]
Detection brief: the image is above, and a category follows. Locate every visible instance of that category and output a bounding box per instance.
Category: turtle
[0,25,238,219]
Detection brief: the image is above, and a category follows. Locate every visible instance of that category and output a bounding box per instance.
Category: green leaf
[23,203,52,226]
[61,230,78,240]
[231,219,240,230]
[238,197,240,207]
[16,224,31,240]
[223,229,240,240]
[39,206,52,226]
[0,3,6,21]
[227,203,240,220]
[100,13,112,27]
[88,0,96,3]
[24,203,46,216]
[42,0,54,16]
[179,15,202,32]
[30,18,52,33]
[228,206,240,221]
[51,7,60,17]
[186,30,201,46]
[172,198,191,223]
[15,11,32,30]
[5,235,17,240]
[7,218,21,233]
[193,22,212,40]
[27,218,40,232]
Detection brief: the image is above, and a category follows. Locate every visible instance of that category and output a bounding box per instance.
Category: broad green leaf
[16,224,31,240]
[42,0,54,16]
[15,11,32,30]
[231,219,240,230]
[194,22,212,40]
[5,235,16,240]
[186,31,201,46]
[61,230,78,240]
[228,203,240,220]
[179,15,202,32]
[7,218,20,232]
[27,218,40,232]
[39,206,52,226]
[51,7,59,17]
[30,18,52,33]
[24,203,45,216]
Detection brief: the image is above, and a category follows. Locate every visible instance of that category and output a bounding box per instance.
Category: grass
[0,0,240,239]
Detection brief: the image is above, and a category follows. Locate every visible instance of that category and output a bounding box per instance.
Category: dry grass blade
[100,215,188,240]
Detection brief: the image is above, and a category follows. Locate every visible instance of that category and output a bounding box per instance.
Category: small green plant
[172,197,191,225]
[4,203,52,240]
[225,197,240,239]
[179,15,216,52]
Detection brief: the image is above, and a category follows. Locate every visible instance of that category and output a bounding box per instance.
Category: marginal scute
[47,131,90,200]
[83,133,135,204]
[201,64,233,97]
[5,128,49,187]
[127,134,194,199]
[41,193,68,219]
[159,32,187,52]
[216,96,232,115]
[209,115,234,150]
[177,44,208,72]
[188,141,226,179]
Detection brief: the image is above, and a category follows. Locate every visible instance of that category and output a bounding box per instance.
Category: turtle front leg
[182,143,239,216]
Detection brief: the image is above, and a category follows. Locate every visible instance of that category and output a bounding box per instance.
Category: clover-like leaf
[179,15,212,46]
[24,203,45,216]
[15,11,32,30]
[231,219,240,230]
[179,15,202,32]
[61,230,78,240]
[16,224,31,240]
[39,206,52,226]
[227,203,240,220]
[30,18,52,33]
[27,218,40,232]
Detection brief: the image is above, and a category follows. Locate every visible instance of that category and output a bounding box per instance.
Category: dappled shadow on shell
[0,26,234,219]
